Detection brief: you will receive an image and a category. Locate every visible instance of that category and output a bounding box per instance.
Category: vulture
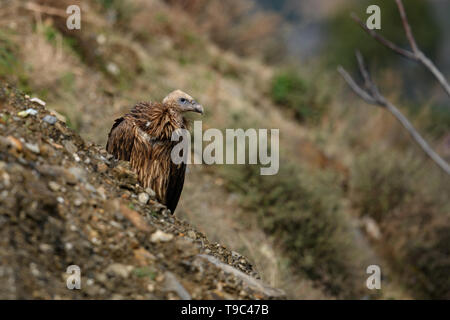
[106,90,204,214]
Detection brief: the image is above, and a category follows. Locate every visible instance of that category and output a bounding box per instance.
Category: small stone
[163,271,191,300]
[138,192,150,204]
[73,153,81,162]
[187,230,196,239]
[68,166,86,182]
[18,108,37,117]
[84,183,97,193]
[231,251,241,259]
[56,196,64,204]
[39,243,52,252]
[145,187,156,198]
[119,204,152,232]
[151,230,174,243]
[5,136,22,151]
[30,97,46,106]
[42,115,57,125]
[48,181,60,192]
[63,140,78,154]
[29,263,40,277]
[105,263,134,278]
[2,172,10,187]
[96,162,108,173]
[24,142,40,154]
[134,247,156,266]
[73,199,83,207]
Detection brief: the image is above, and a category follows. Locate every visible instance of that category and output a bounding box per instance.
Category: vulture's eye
[179,98,188,104]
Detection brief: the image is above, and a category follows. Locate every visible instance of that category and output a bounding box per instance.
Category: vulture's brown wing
[106,117,134,161]
[165,163,186,213]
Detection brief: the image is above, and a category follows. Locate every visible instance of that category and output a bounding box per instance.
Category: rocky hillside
[0,84,285,299]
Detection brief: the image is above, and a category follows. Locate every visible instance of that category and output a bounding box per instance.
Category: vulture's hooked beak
[193,103,204,115]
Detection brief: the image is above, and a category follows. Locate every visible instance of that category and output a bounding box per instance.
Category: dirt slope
[0,83,285,299]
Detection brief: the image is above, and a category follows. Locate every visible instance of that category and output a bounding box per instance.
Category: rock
[24,142,40,154]
[68,166,86,183]
[163,271,191,300]
[36,165,77,185]
[63,140,78,154]
[145,187,156,198]
[96,162,108,173]
[73,153,81,162]
[105,263,134,278]
[39,243,52,252]
[138,192,149,204]
[5,136,22,151]
[1,172,11,188]
[187,230,196,239]
[133,247,156,266]
[96,186,106,200]
[30,97,46,106]
[42,115,57,125]
[151,230,174,243]
[48,181,61,192]
[197,254,285,299]
[119,203,152,232]
[17,108,38,117]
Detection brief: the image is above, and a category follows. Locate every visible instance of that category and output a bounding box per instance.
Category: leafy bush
[271,70,328,123]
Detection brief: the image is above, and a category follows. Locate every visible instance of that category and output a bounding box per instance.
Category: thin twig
[395,0,419,54]
[338,54,450,175]
[337,66,376,104]
[350,13,416,60]
[350,1,450,100]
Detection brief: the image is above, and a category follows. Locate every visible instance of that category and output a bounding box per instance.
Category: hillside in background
[0,0,449,299]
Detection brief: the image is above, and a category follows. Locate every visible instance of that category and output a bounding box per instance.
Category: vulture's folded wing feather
[165,163,186,213]
[106,117,135,161]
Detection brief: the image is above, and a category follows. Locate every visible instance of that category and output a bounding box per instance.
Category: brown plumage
[106,90,204,213]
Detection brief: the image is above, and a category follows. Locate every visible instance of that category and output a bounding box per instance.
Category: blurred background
[0,0,449,299]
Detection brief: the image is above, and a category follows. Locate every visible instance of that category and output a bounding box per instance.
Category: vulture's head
[163,90,204,115]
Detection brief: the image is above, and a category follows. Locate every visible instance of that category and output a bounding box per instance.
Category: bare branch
[395,0,419,54]
[337,66,376,104]
[338,57,450,175]
[351,8,450,100]
[350,13,416,60]
[382,100,450,175]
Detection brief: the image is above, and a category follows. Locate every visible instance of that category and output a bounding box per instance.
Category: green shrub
[271,70,328,123]
[349,150,417,222]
